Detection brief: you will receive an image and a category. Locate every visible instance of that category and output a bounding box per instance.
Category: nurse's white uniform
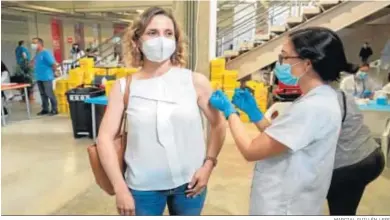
[250,85,341,215]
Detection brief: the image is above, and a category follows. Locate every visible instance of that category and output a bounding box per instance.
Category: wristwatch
[203,156,218,167]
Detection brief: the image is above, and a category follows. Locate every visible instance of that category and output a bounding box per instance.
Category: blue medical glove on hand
[209,90,237,119]
[363,89,372,98]
[232,88,263,123]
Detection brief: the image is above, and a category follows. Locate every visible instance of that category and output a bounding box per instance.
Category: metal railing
[70,30,126,68]
[216,0,320,57]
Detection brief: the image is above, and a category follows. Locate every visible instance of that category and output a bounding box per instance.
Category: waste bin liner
[66,86,105,138]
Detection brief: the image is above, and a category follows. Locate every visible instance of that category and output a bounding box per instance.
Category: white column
[209,0,217,60]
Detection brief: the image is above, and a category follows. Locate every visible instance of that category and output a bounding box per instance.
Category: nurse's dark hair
[289,27,356,81]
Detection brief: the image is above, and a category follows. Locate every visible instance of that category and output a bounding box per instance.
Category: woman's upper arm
[192,72,223,125]
[98,80,125,140]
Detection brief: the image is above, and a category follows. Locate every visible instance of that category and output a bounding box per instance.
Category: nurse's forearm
[254,118,271,132]
[228,114,253,160]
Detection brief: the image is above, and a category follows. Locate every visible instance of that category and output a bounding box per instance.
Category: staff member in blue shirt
[31,37,58,116]
[15,40,31,68]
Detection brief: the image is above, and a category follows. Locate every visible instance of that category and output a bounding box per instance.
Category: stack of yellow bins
[94,68,107,76]
[246,80,268,113]
[68,68,84,88]
[83,69,95,85]
[239,110,250,123]
[125,68,139,76]
[107,68,118,77]
[116,68,127,79]
[79,58,94,70]
[105,80,115,96]
[210,58,225,90]
[54,79,69,115]
[223,70,239,100]
[254,83,268,113]
[79,58,94,84]
[223,70,238,90]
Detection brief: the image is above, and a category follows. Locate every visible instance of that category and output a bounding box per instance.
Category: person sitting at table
[1,61,10,116]
[340,63,382,99]
[96,7,226,216]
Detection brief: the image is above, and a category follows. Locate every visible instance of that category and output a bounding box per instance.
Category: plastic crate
[55,79,68,95]
[210,79,223,90]
[104,80,115,96]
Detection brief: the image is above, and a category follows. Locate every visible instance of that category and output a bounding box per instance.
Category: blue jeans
[130,183,207,216]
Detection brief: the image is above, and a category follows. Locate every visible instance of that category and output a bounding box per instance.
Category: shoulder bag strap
[341,91,347,124]
[120,76,132,143]
[115,76,132,137]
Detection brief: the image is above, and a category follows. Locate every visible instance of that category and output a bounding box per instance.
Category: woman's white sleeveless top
[119,67,206,191]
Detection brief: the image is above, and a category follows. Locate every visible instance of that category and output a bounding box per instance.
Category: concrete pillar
[173,0,217,77]
[193,0,211,76]
[172,0,187,31]
[209,0,217,61]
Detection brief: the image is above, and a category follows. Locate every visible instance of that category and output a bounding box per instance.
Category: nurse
[339,63,381,99]
[209,27,350,215]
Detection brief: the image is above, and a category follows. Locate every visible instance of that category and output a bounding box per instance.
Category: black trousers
[1,91,8,115]
[327,147,385,215]
[37,80,57,112]
[361,57,369,64]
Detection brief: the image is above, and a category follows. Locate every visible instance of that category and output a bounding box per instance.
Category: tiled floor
[1,102,390,215]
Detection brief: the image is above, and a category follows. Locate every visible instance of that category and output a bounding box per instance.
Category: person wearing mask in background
[15,40,31,72]
[31,37,58,116]
[85,48,97,62]
[97,7,226,216]
[359,42,373,65]
[209,27,351,215]
[70,43,85,68]
[340,63,382,99]
[15,40,34,101]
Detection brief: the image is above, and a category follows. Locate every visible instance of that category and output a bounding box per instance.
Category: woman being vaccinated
[97,7,225,216]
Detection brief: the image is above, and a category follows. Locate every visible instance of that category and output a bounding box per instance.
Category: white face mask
[141,37,176,63]
[31,43,38,50]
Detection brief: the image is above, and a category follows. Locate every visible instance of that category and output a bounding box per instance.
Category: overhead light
[136,9,144,14]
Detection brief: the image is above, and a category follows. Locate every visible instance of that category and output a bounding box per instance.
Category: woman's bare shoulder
[191,72,210,90]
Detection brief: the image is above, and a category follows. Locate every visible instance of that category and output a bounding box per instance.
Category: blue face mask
[274,62,302,86]
[357,71,368,80]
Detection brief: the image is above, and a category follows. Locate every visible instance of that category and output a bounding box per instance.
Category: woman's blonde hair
[122,7,187,68]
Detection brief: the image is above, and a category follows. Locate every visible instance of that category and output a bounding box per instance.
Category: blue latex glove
[363,89,372,98]
[209,90,237,119]
[232,88,263,123]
